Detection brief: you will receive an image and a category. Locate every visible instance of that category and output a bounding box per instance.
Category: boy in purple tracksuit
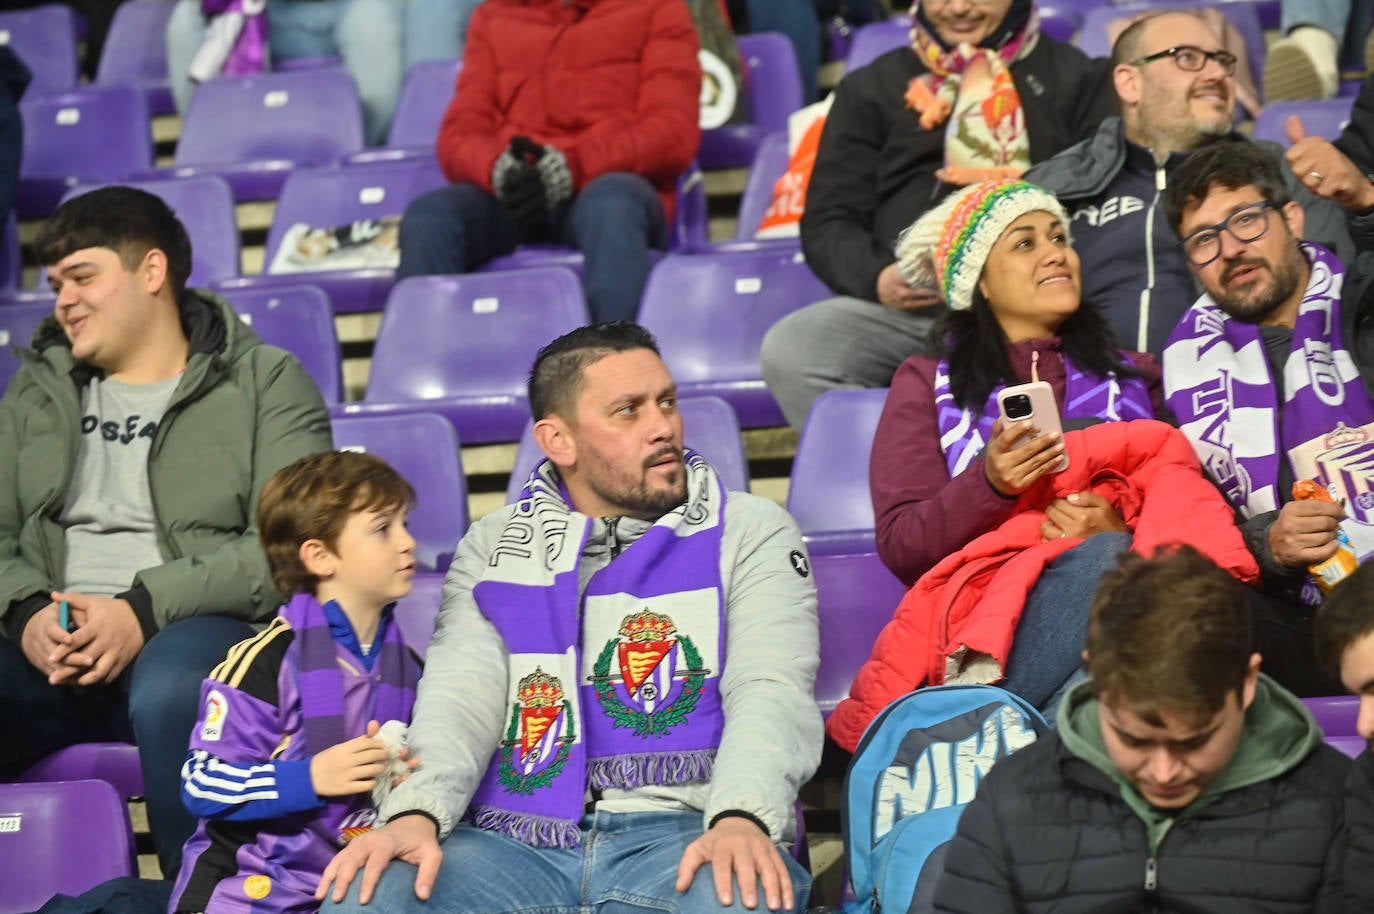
[169,451,423,914]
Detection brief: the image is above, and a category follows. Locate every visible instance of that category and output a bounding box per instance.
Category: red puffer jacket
[827,420,1260,752]
[436,0,701,221]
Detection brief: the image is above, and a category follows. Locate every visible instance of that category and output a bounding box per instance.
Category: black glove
[499,163,548,233]
[509,134,545,164]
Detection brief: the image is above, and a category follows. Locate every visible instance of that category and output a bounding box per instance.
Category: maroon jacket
[870,338,1166,586]
[435,0,701,221]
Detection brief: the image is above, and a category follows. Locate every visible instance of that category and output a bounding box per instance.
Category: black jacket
[1346,748,1374,912]
[799,37,1113,303]
[933,679,1347,914]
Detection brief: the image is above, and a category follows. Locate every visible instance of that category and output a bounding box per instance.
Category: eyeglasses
[1131,45,1238,76]
[1179,201,1280,266]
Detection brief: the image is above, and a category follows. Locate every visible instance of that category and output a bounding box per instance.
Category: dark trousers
[0,615,255,880]
[396,172,667,325]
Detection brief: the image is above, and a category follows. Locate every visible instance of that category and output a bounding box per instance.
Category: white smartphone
[996,380,1069,473]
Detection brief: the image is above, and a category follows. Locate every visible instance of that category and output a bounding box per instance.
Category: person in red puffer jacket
[399,0,701,324]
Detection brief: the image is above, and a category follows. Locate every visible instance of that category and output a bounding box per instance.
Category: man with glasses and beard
[1025,10,1359,356]
[1161,140,1374,697]
[316,322,822,914]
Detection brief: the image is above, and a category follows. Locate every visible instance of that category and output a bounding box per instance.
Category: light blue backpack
[841,684,1047,913]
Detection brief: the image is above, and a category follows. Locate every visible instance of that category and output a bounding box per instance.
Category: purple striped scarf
[197,0,268,78]
[468,451,726,848]
[933,352,1154,475]
[286,594,418,840]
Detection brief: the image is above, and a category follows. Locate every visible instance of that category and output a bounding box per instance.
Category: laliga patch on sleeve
[201,688,229,742]
[789,550,810,578]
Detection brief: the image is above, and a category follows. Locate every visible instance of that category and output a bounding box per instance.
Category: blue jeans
[397,173,667,323]
[323,810,812,914]
[166,0,404,145]
[1282,0,1374,67]
[0,614,255,879]
[1001,531,1132,716]
[405,0,484,65]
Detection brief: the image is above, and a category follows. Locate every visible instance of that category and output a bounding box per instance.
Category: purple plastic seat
[1327,734,1366,758]
[94,0,177,116]
[733,130,791,244]
[1253,97,1355,144]
[349,59,462,165]
[0,5,80,96]
[1302,694,1358,736]
[331,412,469,573]
[218,284,343,402]
[812,551,907,717]
[481,163,709,273]
[1076,1,1265,87]
[505,395,751,502]
[0,300,51,394]
[0,780,136,914]
[64,176,240,286]
[393,572,443,657]
[20,741,145,800]
[18,85,154,218]
[213,157,448,314]
[1039,1,1085,42]
[844,18,911,74]
[699,32,803,170]
[637,249,830,428]
[787,388,889,555]
[143,69,365,201]
[335,268,589,444]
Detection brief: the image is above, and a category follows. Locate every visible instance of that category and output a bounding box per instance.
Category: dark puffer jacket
[1347,748,1374,912]
[932,676,1347,913]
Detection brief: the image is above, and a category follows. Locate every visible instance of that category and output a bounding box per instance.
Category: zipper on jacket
[1144,855,1158,891]
[605,517,621,559]
[1137,161,1167,352]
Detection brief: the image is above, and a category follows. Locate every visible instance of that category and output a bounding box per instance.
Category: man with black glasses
[1025,10,1357,355]
[1161,140,1374,696]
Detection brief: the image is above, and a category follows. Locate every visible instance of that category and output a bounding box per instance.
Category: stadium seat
[219,284,343,403]
[787,388,889,555]
[1253,97,1355,144]
[1327,734,1364,758]
[844,18,910,74]
[505,395,751,502]
[141,69,365,201]
[1038,1,1084,43]
[18,85,154,218]
[332,412,469,573]
[393,572,443,657]
[63,176,240,287]
[335,267,590,444]
[20,741,144,800]
[637,249,830,427]
[212,157,448,314]
[0,300,51,394]
[348,59,462,165]
[0,5,80,95]
[95,0,177,116]
[699,32,803,170]
[732,130,791,245]
[1302,694,1358,736]
[0,780,136,914]
[1076,2,1265,88]
[812,551,908,717]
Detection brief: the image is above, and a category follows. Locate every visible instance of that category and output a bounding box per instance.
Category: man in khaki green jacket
[0,186,331,879]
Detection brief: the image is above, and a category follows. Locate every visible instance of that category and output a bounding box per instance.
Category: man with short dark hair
[1161,141,1374,696]
[0,185,332,878]
[318,322,822,913]
[933,545,1348,913]
[1025,9,1358,354]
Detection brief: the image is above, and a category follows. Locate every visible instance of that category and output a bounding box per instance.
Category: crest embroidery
[498,668,575,794]
[590,610,710,737]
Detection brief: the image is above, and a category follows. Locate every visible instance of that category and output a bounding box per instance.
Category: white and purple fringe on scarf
[934,352,1154,475]
[289,594,418,841]
[192,0,268,81]
[468,451,726,848]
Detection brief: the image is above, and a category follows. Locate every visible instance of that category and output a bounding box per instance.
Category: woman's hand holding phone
[984,416,1065,496]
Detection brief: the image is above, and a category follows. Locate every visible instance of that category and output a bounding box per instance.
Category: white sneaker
[1265,26,1339,101]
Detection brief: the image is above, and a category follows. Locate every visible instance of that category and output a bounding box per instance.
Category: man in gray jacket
[317,322,822,913]
[0,186,332,878]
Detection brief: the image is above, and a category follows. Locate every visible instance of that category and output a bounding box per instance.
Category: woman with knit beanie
[826,178,1257,741]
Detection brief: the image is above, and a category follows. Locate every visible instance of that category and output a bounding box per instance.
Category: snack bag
[1293,479,1359,593]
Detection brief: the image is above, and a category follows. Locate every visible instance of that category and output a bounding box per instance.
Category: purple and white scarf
[469,451,726,848]
[286,593,419,843]
[1164,242,1374,566]
[190,0,268,83]
[933,352,1154,476]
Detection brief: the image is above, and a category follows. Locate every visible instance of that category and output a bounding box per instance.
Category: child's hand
[310,731,389,798]
[390,749,420,788]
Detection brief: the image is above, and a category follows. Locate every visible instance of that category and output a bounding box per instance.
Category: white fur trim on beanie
[894,179,1070,311]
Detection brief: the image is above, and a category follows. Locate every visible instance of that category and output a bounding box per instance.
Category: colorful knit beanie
[895,179,1069,311]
